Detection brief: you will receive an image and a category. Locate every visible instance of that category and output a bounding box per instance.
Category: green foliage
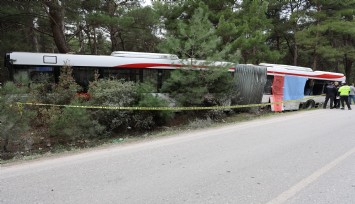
[234,0,281,64]
[50,64,80,105]
[0,81,34,152]
[29,75,55,104]
[88,79,172,132]
[137,93,174,127]
[0,72,31,95]
[1,81,28,95]
[30,106,61,129]
[157,4,235,121]
[159,7,229,60]
[117,7,161,52]
[295,0,355,81]
[49,101,106,140]
[161,68,234,107]
[88,79,137,131]
[89,79,138,106]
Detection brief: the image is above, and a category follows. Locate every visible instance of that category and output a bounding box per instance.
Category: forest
[0,0,355,82]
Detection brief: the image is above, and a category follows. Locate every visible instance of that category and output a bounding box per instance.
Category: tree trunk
[106,0,121,52]
[110,27,120,52]
[77,25,85,53]
[44,0,69,53]
[312,53,318,70]
[2,135,9,152]
[29,27,39,52]
[293,43,298,66]
[84,26,93,54]
[93,27,97,55]
[312,3,322,71]
[344,55,353,83]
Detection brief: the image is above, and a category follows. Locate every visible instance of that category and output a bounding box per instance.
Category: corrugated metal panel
[232,64,267,106]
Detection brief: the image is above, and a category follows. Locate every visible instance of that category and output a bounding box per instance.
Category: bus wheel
[302,100,315,109]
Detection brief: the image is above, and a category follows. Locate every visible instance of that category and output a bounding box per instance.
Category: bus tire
[302,100,315,109]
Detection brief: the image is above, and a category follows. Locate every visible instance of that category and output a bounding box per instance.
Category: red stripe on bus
[267,71,343,79]
[114,63,182,68]
[114,63,233,69]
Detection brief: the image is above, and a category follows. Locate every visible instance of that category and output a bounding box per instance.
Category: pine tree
[233,0,281,64]
[159,7,235,108]
[296,0,355,81]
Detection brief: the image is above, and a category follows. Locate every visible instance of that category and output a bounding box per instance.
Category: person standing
[323,82,337,109]
[348,83,355,105]
[334,82,341,108]
[338,82,351,110]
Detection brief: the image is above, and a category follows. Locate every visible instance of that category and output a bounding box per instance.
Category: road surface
[1,108,355,204]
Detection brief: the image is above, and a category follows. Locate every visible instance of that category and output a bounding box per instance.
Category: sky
[142,0,152,6]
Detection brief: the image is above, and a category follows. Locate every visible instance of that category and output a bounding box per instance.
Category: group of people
[323,82,355,110]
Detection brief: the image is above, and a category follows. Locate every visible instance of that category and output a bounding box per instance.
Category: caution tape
[15,95,322,111]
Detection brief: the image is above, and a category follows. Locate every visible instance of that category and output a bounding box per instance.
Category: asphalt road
[1,108,355,204]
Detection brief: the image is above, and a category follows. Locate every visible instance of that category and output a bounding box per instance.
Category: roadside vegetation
[0,65,261,162]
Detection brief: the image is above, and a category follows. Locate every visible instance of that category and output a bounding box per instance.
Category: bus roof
[259,63,345,82]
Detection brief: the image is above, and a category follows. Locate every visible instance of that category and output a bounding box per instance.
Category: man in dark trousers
[323,82,337,109]
[334,82,341,108]
[338,82,352,110]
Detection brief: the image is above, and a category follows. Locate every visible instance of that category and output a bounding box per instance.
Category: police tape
[15,95,322,111]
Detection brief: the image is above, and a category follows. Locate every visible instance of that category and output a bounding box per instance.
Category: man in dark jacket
[323,82,337,109]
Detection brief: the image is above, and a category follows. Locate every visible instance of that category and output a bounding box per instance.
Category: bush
[29,74,54,104]
[162,69,234,106]
[161,68,234,121]
[135,93,174,128]
[0,80,34,152]
[1,72,30,95]
[49,101,106,141]
[88,79,138,132]
[50,64,80,105]
[88,79,173,132]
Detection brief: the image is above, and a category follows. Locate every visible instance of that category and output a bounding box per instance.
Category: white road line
[266,146,355,204]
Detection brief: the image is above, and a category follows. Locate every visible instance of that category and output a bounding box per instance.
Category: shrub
[0,81,34,152]
[88,79,174,132]
[135,93,174,129]
[1,72,30,95]
[88,79,138,132]
[161,68,234,121]
[50,64,80,105]
[29,74,54,104]
[48,101,106,141]
[162,69,234,106]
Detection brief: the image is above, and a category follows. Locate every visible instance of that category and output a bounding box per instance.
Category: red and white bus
[4,51,233,92]
[259,63,345,111]
[4,51,346,111]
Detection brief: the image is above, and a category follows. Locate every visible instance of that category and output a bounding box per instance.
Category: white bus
[4,51,233,92]
[258,63,345,111]
[4,51,346,111]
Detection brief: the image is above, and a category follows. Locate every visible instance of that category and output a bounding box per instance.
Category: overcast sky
[142,0,151,6]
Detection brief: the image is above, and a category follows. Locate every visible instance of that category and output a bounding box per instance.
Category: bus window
[312,80,326,95]
[73,67,95,91]
[142,69,172,92]
[103,68,143,83]
[143,69,158,91]
[30,67,55,83]
[263,75,274,94]
[304,79,313,95]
